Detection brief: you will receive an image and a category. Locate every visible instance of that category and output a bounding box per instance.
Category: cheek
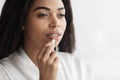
[25,15,47,36]
[25,21,43,36]
[24,19,48,44]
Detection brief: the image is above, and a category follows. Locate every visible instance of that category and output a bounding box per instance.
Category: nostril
[49,22,60,28]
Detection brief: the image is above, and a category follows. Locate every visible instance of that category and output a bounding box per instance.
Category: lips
[46,32,62,40]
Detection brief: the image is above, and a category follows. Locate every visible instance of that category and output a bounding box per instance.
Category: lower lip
[46,36,61,41]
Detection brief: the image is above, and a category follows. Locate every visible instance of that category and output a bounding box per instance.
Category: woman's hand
[37,40,59,80]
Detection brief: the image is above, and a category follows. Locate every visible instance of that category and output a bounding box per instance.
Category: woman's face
[23,0,66,47]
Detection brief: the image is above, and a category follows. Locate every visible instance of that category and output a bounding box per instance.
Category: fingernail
[52,39,55,43]
[52,39,55,49]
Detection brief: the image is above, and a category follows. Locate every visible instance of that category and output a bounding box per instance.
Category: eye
[37,13,48,18]
[58,13,65,18]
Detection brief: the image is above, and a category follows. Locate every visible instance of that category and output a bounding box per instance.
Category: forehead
[31,0,64,10]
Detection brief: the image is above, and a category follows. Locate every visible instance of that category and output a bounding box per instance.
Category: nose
[49,16,60,28]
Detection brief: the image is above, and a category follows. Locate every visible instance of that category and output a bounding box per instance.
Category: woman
[0,0,94,80]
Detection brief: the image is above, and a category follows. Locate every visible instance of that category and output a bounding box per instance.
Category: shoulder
[58,51,80,64]
[58,51,82,69]
[0,51,21,80]
[0,51,18,67]
[58,52,74,60]
[0,64,10,80]
[58,52,95,80]
[58,51,92,67]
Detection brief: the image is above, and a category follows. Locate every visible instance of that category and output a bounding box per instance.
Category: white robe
[0,48,95,80]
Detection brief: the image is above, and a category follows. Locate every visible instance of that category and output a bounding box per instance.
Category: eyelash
[37,13,48,18]
[37,13,65,18]
[58,14,65,17]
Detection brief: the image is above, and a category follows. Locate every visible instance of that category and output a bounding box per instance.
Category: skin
[22,0,66,80]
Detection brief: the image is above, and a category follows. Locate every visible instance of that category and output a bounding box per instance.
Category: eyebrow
[33,6,65,12]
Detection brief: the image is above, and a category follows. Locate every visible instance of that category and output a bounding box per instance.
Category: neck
[22,43,42,67]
